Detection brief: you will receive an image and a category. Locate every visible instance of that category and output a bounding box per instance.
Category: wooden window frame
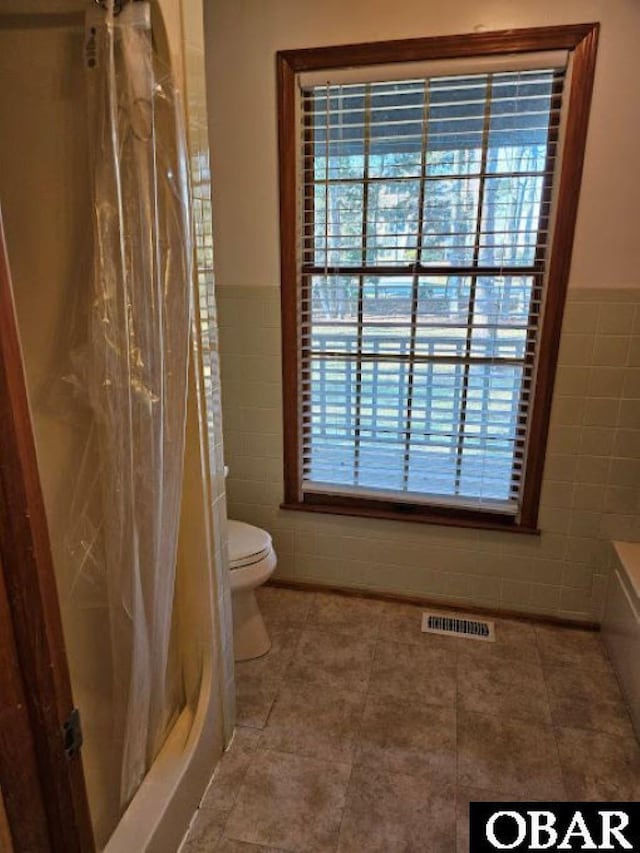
[276,23,599,533]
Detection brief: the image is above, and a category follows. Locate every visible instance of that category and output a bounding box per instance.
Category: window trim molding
[276,23,599,532]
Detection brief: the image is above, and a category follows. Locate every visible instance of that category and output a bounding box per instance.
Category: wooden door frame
[0,553,51,851]
[0,210,95,852]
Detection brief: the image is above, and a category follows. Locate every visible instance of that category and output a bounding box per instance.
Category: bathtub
[602,541,640,740]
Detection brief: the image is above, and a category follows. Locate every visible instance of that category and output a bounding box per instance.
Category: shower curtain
[71,0,192,808]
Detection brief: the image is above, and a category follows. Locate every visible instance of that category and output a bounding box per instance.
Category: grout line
[535,627,570,800]
[183,728,262,850]
[333,758,356,853]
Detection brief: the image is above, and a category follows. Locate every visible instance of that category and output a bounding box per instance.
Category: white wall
[206,0,640,291]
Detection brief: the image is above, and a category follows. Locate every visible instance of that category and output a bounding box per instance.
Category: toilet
[227,519,277,661]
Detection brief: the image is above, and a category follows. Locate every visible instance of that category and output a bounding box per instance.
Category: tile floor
[182,587,640,853]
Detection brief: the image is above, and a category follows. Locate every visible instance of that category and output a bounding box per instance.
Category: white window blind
[297,56,568,515]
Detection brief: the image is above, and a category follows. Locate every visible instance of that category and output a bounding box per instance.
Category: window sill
[280,496,540,535]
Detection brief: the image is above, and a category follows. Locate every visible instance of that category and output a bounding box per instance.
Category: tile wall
[217,285,640,622]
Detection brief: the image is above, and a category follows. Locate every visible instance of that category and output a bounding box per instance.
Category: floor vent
[421,611,495,642]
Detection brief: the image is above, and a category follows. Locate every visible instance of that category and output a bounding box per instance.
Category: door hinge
[62,708,83,759]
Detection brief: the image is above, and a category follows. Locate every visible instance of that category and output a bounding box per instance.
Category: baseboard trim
[267,577,600,632]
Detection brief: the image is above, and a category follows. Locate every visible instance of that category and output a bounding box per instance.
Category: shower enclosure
[0,1,233,850]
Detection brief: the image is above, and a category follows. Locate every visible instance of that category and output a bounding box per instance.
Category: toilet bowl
[227,519,277,661]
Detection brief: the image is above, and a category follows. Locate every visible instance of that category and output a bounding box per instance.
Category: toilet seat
[228,547,277,594]
[228,520,272,569]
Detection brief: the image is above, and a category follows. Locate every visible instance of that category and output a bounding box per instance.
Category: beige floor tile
[378,601,459,649]
[287,627,376,693]
[457,653,551,725]
[459,618,540,665]
[544,663,635,738]
[355,695,456,782]
[368,639,456,706]
[457,710,565,798]
[182,812,224,852]
[556,727,640,800]
[338,764,456,853]
[535,625,611,672]
[225,749,350,852]
[235,626,300,728]
[256,586,314,627]
[306,592,384,638]
[260,682,365,764]
[195,728,261,830]
[235,675,280,730]
[236,626,301,684]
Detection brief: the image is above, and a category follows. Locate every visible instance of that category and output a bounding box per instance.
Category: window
[277,24,599,531]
